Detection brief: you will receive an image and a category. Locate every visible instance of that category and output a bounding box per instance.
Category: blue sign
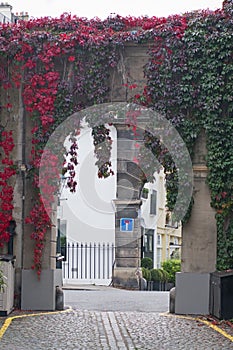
[120,218,134,232]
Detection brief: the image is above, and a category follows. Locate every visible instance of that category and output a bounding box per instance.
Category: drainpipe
[21,80,26,271]
[14,79,26,308]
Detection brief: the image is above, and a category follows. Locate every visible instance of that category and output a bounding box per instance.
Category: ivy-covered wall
[0,1,232,277]
[142,4,233,270]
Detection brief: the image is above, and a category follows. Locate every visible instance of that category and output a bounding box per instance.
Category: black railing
[62,242,115,281]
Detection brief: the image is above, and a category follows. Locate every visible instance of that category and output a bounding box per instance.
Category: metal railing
[62,242,115,283]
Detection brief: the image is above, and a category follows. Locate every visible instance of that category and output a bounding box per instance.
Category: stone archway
[1,42,220,313]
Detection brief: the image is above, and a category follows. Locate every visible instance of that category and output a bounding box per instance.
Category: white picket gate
[62,242,115,286]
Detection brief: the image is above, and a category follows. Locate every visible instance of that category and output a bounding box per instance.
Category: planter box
[21,269,62,310]
[175,272,210,315]
[153,281,163,291]
[0,257,15,316]
[147,281,164,291]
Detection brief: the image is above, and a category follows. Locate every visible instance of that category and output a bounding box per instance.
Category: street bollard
[55,285,64,310]
[169,287,176,313]
[139,277,147,291]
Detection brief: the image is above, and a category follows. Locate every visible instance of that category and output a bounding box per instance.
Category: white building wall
[61,125,117,244]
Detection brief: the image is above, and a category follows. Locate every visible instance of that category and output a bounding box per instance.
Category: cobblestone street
[0,288,233,349]
[1,309,233,349]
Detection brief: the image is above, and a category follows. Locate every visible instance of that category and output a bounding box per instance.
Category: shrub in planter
[159,269,174,291]
[162,259,181,284]
[141,267,151,281]
[159,269,169,282]
[150,268,163,281]
[141,257,153,270]
[150,268,163,291]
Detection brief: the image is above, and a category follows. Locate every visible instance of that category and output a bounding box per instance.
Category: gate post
[112,199,142,289]
[112,124,145,290]
[175,130,217,315]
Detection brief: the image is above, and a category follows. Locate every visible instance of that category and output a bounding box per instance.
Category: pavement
[0,285,233,349]
[63,285,169,312]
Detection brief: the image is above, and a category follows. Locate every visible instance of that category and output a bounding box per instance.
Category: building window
[157,248,162,268]
[148,235,153,252]
[165,211,178,228]
[144,229,154,253]
[144,235,148,252]
[150,190,157,215]
[60,220,67,245]
[143,229,154,263]
[157,234,161,246]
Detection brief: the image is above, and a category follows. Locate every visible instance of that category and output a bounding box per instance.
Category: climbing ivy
[0,2,232,273]
[143,4,233,269]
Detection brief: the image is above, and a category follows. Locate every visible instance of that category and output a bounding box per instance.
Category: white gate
[62,242,115,286]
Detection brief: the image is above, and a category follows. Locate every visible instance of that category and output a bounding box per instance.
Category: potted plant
[141,267,152,290]
[162,259,181,289]
[158,269,169,291]
[141,267,151,281]
[150,268,163,291]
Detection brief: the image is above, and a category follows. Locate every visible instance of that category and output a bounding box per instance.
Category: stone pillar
[108,44,149,289]
[112,125,145,289]
[21,195,61,310]
[175,130,217,315]
[113,200,142,289]
[182,130,216,273]
[20,97,61,311]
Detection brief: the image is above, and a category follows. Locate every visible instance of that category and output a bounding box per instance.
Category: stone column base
[112,267,139,290]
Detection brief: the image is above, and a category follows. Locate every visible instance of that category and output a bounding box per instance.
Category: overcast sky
[9,0,223,20]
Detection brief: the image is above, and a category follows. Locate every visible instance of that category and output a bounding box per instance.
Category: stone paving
[1,309,233,349]
[0,287,233,349]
